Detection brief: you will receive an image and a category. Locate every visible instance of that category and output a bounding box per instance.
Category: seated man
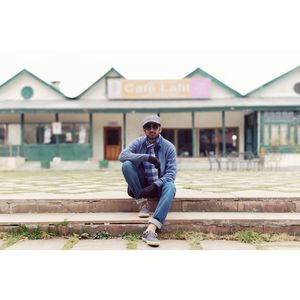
[119,115,177,247]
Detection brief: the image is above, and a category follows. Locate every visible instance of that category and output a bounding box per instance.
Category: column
[89,113,93,158]
[222,111,226,157]
[20,113,24,157]
[192,111,196,157]
[123,113,127,149]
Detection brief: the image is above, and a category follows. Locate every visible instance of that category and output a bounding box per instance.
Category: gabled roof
[185,67,242,97]
[244,65,300,97]
[0,69,67,98]
[77,67,124,98]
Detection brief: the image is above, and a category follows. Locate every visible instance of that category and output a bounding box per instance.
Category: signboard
[52,122,62,135]
[107,78,211,99]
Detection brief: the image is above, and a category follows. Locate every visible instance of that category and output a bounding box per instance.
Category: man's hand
[140,183,158,198]
[148,156,160,170]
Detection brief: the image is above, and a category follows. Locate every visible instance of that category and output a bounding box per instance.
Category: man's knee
[122,160,135,172]
[162,181,176,195]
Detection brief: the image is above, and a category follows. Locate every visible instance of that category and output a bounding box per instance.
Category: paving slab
[259,241,300,250]
[71,239,128,250]
[7,239,66,250]
[0,213,73,223]
[200,240,256,250]
[136,239,192,250]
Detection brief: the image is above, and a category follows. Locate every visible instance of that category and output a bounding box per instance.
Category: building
[1,66,300,166]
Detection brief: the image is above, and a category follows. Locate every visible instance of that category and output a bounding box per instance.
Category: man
[119,115,177,247]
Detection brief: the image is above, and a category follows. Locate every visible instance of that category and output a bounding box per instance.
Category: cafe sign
[107,78,211,99]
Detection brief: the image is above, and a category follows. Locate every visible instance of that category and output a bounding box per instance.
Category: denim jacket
[119,135,177,187]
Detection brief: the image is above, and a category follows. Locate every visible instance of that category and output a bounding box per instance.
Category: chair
[206,151,221,171]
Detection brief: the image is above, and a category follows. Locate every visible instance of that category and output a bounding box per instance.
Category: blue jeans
[122,161,176,229]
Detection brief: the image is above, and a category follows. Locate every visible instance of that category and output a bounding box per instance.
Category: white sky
[1,0,300,97]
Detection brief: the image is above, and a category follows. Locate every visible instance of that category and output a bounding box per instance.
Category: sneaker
[138,202,150,218]
[142,230,160,247]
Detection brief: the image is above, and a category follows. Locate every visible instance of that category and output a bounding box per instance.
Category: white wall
[189,73,238,98]
[248,68,300,98]
[59,113,89,122]
[0,73,65,101]
[24,113,55,123]
[92,113,123,160]
[80,70,122,100]
[8,124,21,145]
[0,114,20,122]
[90,111,245,160]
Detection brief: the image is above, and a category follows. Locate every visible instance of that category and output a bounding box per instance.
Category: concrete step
[1,196,300,214]
[1,212,300,236]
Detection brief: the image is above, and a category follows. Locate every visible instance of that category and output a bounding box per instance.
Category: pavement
[2,238,300,250]
[1,167,300,250]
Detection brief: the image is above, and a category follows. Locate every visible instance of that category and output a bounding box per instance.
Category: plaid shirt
[143,140,159,185]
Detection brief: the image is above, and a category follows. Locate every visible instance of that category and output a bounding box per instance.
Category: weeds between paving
[1,225,300,250]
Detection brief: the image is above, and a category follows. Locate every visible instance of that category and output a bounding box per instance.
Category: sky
[1,0,300,97]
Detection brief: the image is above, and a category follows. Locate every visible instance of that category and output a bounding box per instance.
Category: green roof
[77,67,124,98]
[185,67,242,97]
[244,65,300,97]
[0,69,67,98]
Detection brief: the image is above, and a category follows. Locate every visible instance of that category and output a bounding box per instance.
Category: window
[200,127,238,156]
[178,129,192,157]
[0,125,7,144]
[280,124,288,145]
[263,112,297,147]
[24,123,89,144]
[161,129,175,145]
[24,124,53,144]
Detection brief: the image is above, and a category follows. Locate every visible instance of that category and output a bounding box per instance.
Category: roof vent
[51,81,61,90]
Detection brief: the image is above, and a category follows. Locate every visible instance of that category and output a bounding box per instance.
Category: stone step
[1,212,300,236]
[1,196,300,214]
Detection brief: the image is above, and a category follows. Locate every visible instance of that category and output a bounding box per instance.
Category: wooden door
[104,127,121,160]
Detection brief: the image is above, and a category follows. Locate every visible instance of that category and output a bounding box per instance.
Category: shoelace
[145,230,157,238]
[140,202,149,210]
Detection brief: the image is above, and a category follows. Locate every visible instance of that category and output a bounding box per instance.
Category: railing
[0,144,21,157]
[206,151,266,171]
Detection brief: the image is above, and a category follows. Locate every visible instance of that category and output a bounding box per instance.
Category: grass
[91,231,112,240]
[1,227,300,250]
[0,236,20,250]
[62,235,79,250]
[121,232,141,250]
[126,241,138,250]
[0,225,51,250]
[160,230,300,247]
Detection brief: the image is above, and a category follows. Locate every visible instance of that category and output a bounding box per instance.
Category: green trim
[21,113,24,156]
[2,106,300,115]
[244,65,300,97]
[0,69,67,98]
[185,68,242,97]
[77,68,124,98]
[23,144,92,161]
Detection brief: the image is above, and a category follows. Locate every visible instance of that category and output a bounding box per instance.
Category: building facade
[1,67,300,164]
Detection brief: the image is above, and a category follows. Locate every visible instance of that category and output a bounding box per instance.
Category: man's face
[143,122,162,140]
